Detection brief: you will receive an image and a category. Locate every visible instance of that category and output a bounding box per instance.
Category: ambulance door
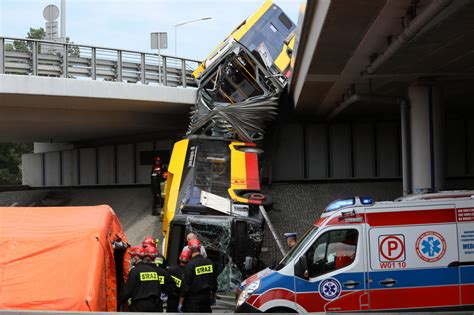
[293,225,367,312]
[367,205,460,311]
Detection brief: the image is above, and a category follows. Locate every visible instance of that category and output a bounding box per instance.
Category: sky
[0,0,301,60]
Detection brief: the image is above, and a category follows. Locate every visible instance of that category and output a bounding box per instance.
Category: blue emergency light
[324,196,374,212]
[325,198,355,212]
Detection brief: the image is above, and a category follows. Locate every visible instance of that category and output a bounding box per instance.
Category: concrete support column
[408,83,445,193]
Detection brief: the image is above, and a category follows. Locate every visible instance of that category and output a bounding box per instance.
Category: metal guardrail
[0,36,199,87]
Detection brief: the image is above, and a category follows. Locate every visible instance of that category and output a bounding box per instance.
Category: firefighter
[284,232,298,250]
[179,239,217,313]
[142,236,168,269]
[122,246,174,312]
[151,156,165,216]
[182,232,207,257]
[129,246,144,269]
[166,249,191,312]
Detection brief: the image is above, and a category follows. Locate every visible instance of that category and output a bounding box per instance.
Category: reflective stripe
[172,275,182,287]
[195,264,213,275]
[140,272,158,281]
[159,276,164,284]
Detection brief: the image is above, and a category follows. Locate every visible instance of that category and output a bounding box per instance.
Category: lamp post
[174,17,212,56]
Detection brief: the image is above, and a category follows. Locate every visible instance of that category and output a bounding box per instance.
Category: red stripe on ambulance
[366,208,456,226]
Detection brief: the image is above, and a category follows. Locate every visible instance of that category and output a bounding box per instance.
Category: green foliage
[0,143,33,185]
[27,27,46,40]
[5,27,80,58]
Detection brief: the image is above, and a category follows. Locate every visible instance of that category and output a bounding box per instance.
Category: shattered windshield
[183,216,243,291]
[274,226,319,271]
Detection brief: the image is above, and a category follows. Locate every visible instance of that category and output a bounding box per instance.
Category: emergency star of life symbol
[415,231,447,262]
[319,278,342,301]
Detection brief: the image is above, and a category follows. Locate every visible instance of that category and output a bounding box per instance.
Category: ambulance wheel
[266,307,296,313]
[243,193,273,211]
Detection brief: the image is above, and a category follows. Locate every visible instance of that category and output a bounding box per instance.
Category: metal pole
[62,43,68,78]
[158,35,162,85]
[60,0,66,39]
[259,205,287,257]
[91,47,96,80]
[181,59,186,87]
[162,56,167,86]
[32,41,38,75]
[0,38,4,73]
[141,53,146,84]
[117,50,122,82]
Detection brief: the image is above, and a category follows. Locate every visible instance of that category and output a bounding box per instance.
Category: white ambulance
[235,191,474,313]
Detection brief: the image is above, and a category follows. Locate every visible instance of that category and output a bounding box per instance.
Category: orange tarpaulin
[0,205,129,311]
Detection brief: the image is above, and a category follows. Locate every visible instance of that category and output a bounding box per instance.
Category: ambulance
[235,191,474,312]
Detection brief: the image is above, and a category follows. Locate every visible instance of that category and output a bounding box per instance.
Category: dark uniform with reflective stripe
[122,261,174,312]
[166,264,185,312]
[154,253,168,269]
[180,255,217,312]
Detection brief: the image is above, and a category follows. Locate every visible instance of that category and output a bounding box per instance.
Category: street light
[174,17,212,56]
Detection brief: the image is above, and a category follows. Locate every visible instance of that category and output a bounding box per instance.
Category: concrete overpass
[0,36,198,143]
[281,0,474,194]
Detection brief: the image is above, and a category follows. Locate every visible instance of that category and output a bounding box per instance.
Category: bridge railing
[0,36,200,87]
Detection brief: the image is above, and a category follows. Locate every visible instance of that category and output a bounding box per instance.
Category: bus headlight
[236,280,260,307]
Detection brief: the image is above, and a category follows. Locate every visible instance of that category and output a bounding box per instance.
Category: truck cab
[236,191,474,313]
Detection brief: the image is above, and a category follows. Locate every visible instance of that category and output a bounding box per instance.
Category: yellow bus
[161,136,269,284]
[193,0,296,79]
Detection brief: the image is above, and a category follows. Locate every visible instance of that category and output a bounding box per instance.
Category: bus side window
[301,229,358,279]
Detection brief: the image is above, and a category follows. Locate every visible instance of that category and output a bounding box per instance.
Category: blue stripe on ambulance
[460,265,474,284]
[369,267,458,289]
[253,266,474,295]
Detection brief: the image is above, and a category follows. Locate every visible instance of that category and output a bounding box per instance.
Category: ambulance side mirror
[294,255,309,279]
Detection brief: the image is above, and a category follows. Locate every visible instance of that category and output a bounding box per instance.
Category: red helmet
[179,249,192,262]
[188,239,201,252]
[142,236,157,248]
[143,246,158,258]
[129,246,144,257]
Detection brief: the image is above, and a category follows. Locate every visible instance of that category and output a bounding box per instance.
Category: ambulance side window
[303,229,358,278]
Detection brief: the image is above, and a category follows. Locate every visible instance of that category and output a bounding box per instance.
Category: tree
[5,27,80,57]
[0,143,33,185]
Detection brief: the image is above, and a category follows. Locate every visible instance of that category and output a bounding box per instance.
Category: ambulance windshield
[274,226,319,271]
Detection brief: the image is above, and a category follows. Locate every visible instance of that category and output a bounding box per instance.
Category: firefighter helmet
[188,239,201,252]
[179,249,192,262]
[142,236,157,248]
[129,246,144,257]
[143,245,158,258]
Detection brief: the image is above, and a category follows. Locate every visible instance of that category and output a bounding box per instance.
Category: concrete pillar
[408,83,445,193]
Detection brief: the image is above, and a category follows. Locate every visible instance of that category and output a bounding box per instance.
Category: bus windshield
[274,225,319,271]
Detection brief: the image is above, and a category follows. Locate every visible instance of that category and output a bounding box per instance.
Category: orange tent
[0,205,130,311]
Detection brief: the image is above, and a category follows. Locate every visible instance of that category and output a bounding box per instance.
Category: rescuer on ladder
[179,239,217,313]
[167,249,191,312]
[151,156,165,216]
[122,246,174,312]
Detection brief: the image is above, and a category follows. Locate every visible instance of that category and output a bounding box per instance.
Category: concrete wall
[22,139,174,187]
[270,119,474,182]
[22,118,473,186]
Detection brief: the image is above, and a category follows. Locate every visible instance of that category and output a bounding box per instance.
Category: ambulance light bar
[325,198,355,212]
[325,196,374,213]
[360,196,373,205]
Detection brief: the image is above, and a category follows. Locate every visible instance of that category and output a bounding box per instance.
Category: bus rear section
[192,0,296,79]
[162,135,267,291]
